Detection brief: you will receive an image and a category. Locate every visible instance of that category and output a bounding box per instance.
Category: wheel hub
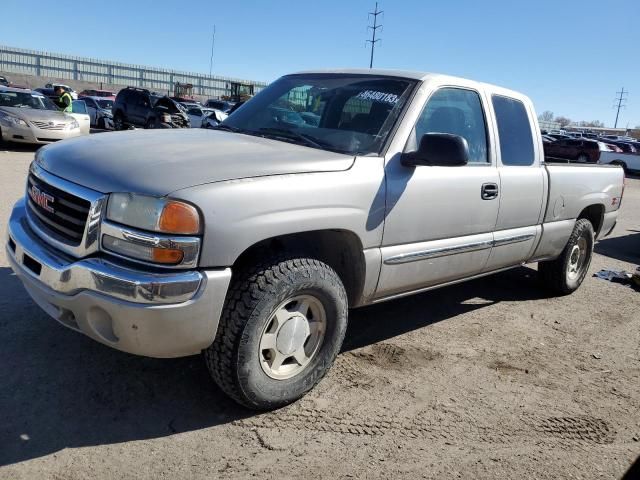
[259,294,327,380]
[567,237,588,280]
[276,315,310,355]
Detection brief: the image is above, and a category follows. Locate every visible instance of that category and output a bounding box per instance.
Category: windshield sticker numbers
[356,90,399,105]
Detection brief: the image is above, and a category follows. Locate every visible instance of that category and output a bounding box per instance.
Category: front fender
[171,158,385,267]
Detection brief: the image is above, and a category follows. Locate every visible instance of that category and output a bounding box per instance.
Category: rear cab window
[492,95,535,166]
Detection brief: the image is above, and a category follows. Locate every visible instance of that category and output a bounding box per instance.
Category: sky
[2,0,638,127]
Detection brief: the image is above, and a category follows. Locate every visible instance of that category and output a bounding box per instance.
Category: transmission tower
[613,87,628,128]
[366,2,383,69]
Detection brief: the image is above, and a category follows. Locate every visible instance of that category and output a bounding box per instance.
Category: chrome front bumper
[7,198,232,358]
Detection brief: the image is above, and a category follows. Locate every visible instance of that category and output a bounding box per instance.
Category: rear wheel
[204,255,348,410]
[539,218,594,295]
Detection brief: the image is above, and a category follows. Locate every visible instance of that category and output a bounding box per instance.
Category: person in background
[54,86,73,112]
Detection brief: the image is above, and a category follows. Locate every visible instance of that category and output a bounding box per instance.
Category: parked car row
[542,131,640,173]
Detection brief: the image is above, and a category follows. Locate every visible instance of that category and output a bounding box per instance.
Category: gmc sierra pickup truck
[7,70,625,409]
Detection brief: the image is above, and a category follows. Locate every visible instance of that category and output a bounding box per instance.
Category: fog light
[103,235,184,265]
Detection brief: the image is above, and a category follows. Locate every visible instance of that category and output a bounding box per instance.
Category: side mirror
[402,133,469,167]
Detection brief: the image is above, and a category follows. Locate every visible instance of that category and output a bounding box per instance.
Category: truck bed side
[530,163,624,261]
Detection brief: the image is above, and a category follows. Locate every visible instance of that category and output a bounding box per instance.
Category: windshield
[97,99,113,109]
[0,91,58,110]
[222,74,416,155]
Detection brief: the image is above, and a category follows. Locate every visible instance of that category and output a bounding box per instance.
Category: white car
[45,83,78,99]
[186,106,228,128]
[69,100,91,135]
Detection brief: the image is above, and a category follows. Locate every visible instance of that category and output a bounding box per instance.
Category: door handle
[481,183,499,200]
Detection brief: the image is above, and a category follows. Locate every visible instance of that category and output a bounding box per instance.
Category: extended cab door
[375,85,500,299]
[483,93,545,272]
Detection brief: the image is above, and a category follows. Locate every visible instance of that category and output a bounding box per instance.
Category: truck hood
[35,129,355,196]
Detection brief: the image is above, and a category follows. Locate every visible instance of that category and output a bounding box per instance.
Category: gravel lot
[0,144,639,479]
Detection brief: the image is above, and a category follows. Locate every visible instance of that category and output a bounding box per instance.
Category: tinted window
[72,100,87,114]
[224,74,415,155]
[492,95,535,166]
[410,87,488,163]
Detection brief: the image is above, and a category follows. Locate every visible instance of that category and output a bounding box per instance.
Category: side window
[188,108,202,116]
[72,100,87,114]
[492,95,535,166]
[410,88,488,164]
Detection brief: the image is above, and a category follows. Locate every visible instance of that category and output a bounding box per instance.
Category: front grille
[30,121,65,130]
[27,173,90,245]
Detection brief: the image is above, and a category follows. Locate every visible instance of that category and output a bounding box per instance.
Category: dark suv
[112,87,190,130]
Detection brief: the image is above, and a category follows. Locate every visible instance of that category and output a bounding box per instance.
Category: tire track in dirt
[238,409,615,446]
[331,342,441,389]
[246,342,617,446]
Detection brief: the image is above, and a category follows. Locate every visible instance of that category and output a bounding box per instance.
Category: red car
[543,138,602,163]
[79,89,115,98]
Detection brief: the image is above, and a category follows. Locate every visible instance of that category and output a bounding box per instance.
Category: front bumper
[7,199,232,358]
[0,122,82,144]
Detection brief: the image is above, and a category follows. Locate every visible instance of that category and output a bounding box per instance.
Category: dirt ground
[0,144,639,479]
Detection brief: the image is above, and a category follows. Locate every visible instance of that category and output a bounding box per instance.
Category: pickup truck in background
[6,70,625,409]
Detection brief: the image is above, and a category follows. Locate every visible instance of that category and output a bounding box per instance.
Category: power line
[612,87,627,128]
[366,2,383,69]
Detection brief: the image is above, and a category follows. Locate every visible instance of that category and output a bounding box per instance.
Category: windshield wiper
[257,127,326,149]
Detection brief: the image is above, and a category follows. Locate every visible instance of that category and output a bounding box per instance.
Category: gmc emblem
[29,185,55,213]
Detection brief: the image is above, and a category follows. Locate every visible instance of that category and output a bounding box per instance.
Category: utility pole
[366,2,383,69]
[209,25,216,77]
[613,87,627,128]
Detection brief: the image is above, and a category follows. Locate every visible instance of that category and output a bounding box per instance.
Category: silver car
[0,86,82,145]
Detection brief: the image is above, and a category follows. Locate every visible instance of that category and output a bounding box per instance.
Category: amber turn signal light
[152,247,184,264]
[159,201,200,234]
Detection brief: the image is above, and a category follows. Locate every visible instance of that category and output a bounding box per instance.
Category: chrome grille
[30,120,66,130]
[27,173,90,245]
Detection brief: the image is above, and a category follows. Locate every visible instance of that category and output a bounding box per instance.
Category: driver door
[376,87,500,299]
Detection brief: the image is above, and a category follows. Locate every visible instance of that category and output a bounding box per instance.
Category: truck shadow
[343,265,548,351]
[594,231,640,263]
[0,264,547,466]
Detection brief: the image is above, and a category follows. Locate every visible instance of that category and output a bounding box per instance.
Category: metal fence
[0,45,267,98]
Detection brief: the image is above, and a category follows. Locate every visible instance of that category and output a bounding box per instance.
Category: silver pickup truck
[7,69,624,409]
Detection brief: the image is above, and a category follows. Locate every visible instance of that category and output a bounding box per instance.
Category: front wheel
[539,218,594,295]
[577,153,589,163]
[204,256,348,410]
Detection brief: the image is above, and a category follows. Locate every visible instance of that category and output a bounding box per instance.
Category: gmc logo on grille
[29,185,55,213]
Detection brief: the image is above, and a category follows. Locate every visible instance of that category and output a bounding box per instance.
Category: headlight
[106,193,201,235]
[65,119,79,130]
[0,112,28,127]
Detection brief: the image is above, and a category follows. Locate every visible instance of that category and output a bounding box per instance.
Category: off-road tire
[539,218,594,295]
[204,256,348,410]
